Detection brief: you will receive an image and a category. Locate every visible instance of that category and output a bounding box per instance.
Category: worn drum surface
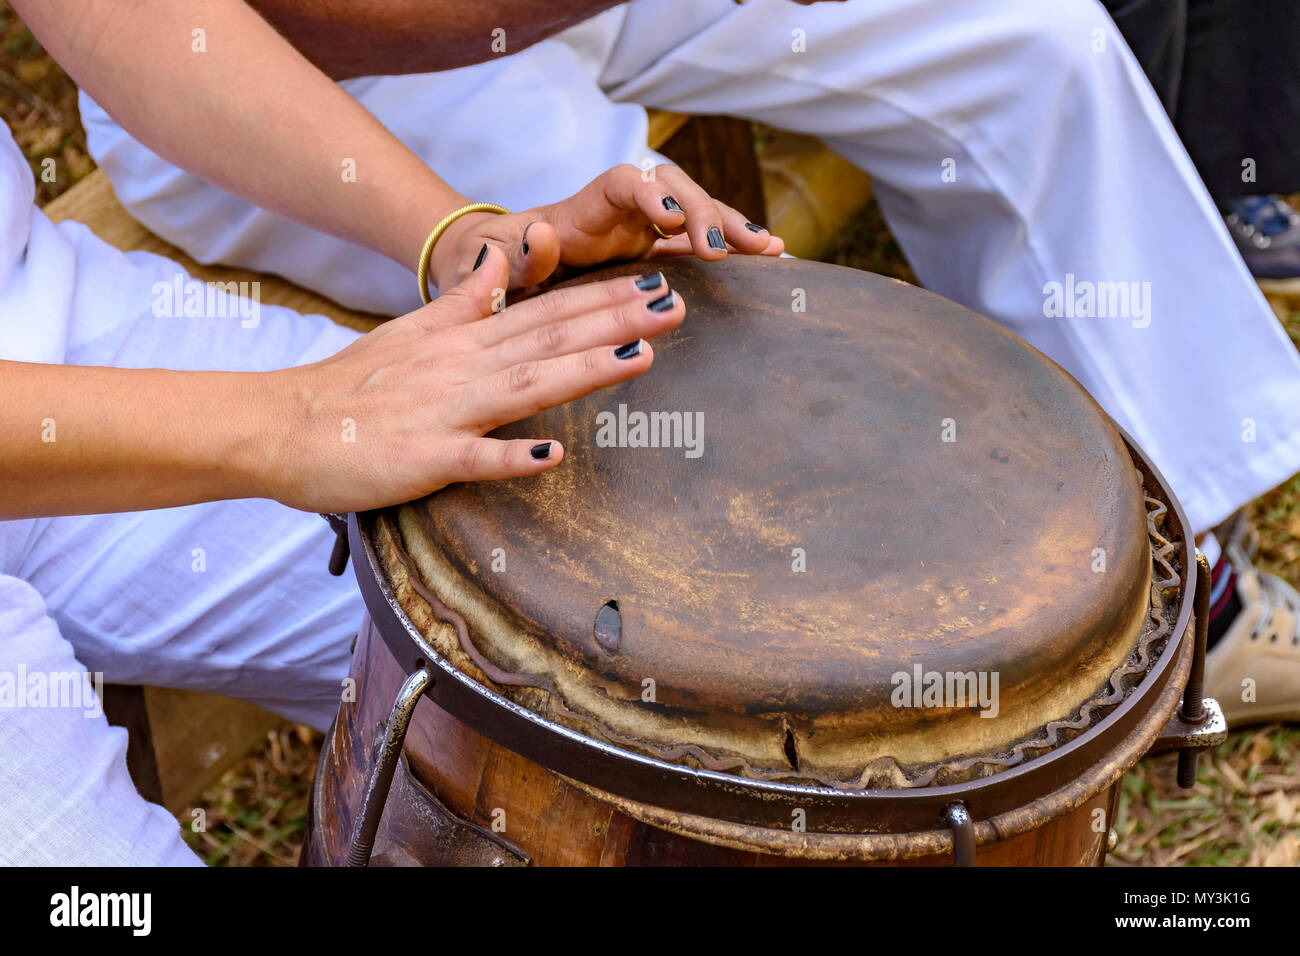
[303,256,1198,866]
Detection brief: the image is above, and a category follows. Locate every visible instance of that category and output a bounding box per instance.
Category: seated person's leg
[3,178,364,731]
[0,574,202,865]
[594,0,1300,537]
[7,496,360,730]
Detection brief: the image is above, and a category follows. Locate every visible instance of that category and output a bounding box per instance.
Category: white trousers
[0,197,363,864]
[82,0,1300,533]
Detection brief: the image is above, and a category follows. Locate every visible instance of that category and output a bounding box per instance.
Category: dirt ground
[2,3,1296,867]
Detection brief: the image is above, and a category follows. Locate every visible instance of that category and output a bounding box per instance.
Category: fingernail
[662,196,683,213]
[472,244,489,270]
[646,291,675,313]
[521,222,533,256]
[530,442,553,460]
[614,340,643,360]
[707,227,725,251]
[744,222,766,233]
[635,272,664,291]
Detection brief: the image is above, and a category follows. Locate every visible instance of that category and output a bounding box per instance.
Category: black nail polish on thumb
[530,442,553,460]
[472,244,489,271]
[521,222,535,257]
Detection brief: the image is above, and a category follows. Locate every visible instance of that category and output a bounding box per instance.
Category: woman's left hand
[428,162,784,294]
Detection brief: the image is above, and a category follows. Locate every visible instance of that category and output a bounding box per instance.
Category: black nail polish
[521,222,532,256]
[662,196,683,213]
[707,227,725,251]
[614,340,643,360]
[530,442,553,460]
[744,222,766,233]
[472,244,489,270]
[635,272,664,291]
[646,291,675,313]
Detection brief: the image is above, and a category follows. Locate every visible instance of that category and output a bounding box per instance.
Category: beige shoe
[1204,543,1300,726]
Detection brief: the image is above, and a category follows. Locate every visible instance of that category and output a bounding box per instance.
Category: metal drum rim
[350,425,1195,837]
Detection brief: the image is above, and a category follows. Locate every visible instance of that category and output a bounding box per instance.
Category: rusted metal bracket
[322,513,351,576]
[348,665,433,866]
[370,754,529,867]
[1147,696,1227,757]
[943,802,976,867]
[1143,550,1226,787]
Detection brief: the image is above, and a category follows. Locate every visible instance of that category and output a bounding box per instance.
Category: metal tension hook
[944,802,976,867]
[347,665,435,866]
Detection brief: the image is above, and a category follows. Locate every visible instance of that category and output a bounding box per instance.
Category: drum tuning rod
[347,665,434,866]
[943,803,976,867]
[1176,550,1212,788]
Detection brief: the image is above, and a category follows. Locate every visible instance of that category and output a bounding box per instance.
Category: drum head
[378,256,1159,789]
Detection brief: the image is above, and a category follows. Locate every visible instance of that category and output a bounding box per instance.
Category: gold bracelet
[416,202,511,303]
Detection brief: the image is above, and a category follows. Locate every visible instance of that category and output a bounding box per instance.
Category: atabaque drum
[303,255,1221,867]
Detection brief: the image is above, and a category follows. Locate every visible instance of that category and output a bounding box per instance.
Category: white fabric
[1200,531,1221,571]
[81,0,1300,533]
[0,123,363,864]
[8,0,1300,866]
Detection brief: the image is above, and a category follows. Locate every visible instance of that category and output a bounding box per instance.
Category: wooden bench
[42,111,874,814]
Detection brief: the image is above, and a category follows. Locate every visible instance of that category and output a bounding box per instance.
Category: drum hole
[594,601,622,653]
[783,728,800,771]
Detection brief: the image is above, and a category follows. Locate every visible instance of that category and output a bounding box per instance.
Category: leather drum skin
[305,256,1195,866]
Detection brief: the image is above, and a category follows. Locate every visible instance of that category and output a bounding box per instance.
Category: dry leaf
[1217,760,1247,793]
[1262,790,1298,826]
[15,60,49,84]
[1246,733,1273,766]
[1260,836,1300,867]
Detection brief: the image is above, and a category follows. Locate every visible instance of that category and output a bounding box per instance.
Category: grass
[0,5,91,204]
[179,724,320,867]
[2,1,1296,866]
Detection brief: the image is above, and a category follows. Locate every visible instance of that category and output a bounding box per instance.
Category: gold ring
[653,223,682,241]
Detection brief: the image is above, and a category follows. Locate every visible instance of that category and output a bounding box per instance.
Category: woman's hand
[428,163,784,294]
[264,246,685,513]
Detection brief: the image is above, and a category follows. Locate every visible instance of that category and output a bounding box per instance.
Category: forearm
[247,0,624,79]
[15,0,467,273]
[0,361,282,518]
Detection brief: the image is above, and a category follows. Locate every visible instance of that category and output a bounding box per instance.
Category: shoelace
[1257,575,1300,647]
[1227,543,1300,647]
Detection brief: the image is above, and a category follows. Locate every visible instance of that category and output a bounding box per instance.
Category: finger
[435,213,561,293]
[711,201,780,255]
[473,270,671,347]
[443,436,566,483]
[504,218,562,289]
[411,243,510,332]
[487,280,683,369]
[457,338,655,430]
[648,165,731,261]
[647,230,785,259]
[571,164,686,238]
[641,179,774,256]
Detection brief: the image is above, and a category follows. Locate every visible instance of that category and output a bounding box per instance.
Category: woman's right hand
[260,247,683,513]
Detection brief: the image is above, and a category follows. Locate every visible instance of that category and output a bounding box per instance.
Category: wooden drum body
[302,257,1222,867]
